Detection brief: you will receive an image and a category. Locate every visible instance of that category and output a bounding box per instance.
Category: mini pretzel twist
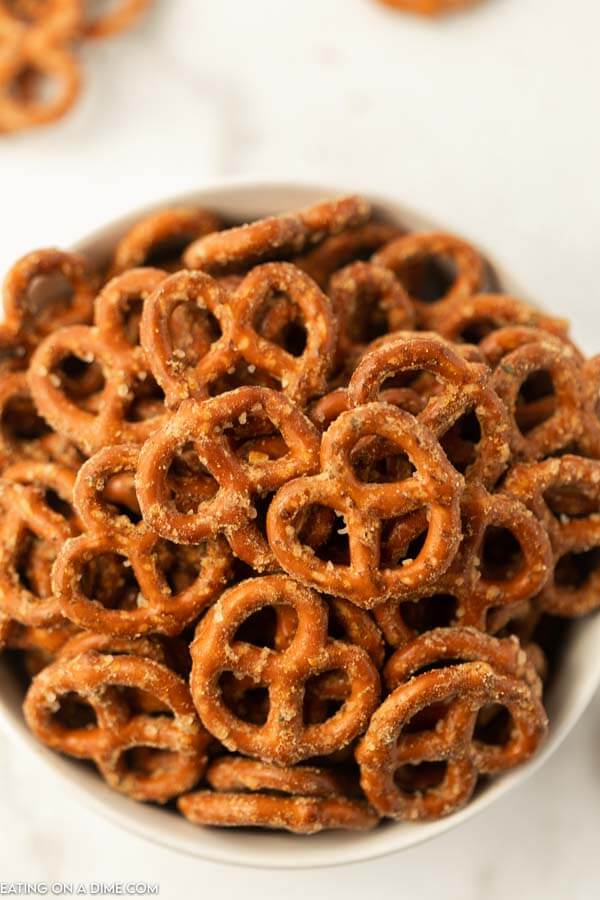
[141,264,337,408]
[356,628,547,821]
[178,755,378,833]
[372,232,486,329]
[267,402,463,607]
[24,650,209,802]
[29,268,169,455]
[294,222,403,289]
[136,386,321,572]
[0,460,79,626]
[53,442,231,636]
[374,483,552,646]
[183,196,371,274]
[346,333,513,487]
[504,455,600,616]
[435,293,569,346]
[110,206,222,276]
[190,575,381,764]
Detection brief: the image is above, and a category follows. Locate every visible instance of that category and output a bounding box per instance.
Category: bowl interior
[1,180,599,869]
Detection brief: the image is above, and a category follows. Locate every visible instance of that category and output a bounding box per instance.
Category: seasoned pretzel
[374,483,552,646]
[375,0,480,15]
[356,628,547,821]
[372,232,486,329]
[490,332,584,461]
[183,196,371,274]
[206,755,350,798]
[436,293,569,346]
[190,575,380,764]
[346,333,512,487]
[136,386,321,572]
[267,403,463,607]
[328,262,415,373]
[294,222,403,289]
[0,460,79,626]
[578,354,600,457]
[2,248,95,339]
[82,0,149,39]
[29,268,169,455]
[24,650,208,802]
[111,207,221,276]
[504,455,600,616]
[53,443,231,635]
[142,264,337,408]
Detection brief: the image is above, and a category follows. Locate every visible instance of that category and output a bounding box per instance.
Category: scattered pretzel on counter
[2,193,599,834]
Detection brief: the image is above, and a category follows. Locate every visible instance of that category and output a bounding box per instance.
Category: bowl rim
[1,176,598,869]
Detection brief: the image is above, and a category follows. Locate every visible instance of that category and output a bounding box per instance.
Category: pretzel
[328,262,415,374]
[183,196,371,274]
[489,332,584,461]
[345,333,512,487]
[294,222,403,289]
[190,575,380,764]
[356,628,547,821]
[267,402,463,607]
[2,248,96,340]
[82,0,149,39]
[436,293,569,346]
[577,354,600,457]
[24,649,208,802]
[0,460,79,626]
[141,264,337,408]
[376,0,480,14]
[136,386,321,572]
[0,4,81,133]
[504,455,600,616]
[53,443,231,635]
[29,268,170,455]
[111,207,221,276]
[374,483,552,646]
[372,232,486,329]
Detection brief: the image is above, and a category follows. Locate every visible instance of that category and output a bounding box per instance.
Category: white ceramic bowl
[1,179,599,869]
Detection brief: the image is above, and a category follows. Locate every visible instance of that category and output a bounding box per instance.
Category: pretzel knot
[346,333,513,487]
[374,483,553,647]
[141,264,337,409]
[183,196,371,274]
[0,3,81,133]
[190,575,381,765]
[52,443,231,636]
[372,231,486,329]
[0,460,79,627]
[178,756,378,834]
[29,268,170,455]
[23,650,209,802]
[504,455,600,617]
[356,628,547,821]
[267,402,463,607]
[136,386,321,572]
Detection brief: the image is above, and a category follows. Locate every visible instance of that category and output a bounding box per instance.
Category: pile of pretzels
[0,195,598,834]
[0,0,150,134]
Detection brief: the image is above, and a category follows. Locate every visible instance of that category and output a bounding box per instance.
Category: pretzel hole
[43,487,76,522]
[119,746,181,779]
[54,354,106,406]
[255,296,308,357]
[394,761,447,792]
[168,303,222,364]
[554,549,600,590]
[398,594,459,634]
[80,552,141,610]
[543,485,599,520]
[480,527,524,581]
[7,65,64,112]
[308,510,350,566]
[398,256,457,304]
[234,604,298,651]
[219,673,270,725]
[457,318,500,345]
[15,531,53,597]
[52,692,97,730]
[303,670,349,724]
[208,361,279,396]
[101,473,142,525]
[474,704,513,746]
[516,371,556,434]
[164,445,217,514]
[440,409,482,474]
[351,437,415,485]
[1,393,50,445]
[120,688,172,716]
[16,269,81,327]
[381,518,428,568]
[153,540,214,594]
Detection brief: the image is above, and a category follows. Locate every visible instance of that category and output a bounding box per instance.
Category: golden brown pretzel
[294,222,403,289]
[24,649,209,802]
[190,575,380,764]
[183,196,371,274]
[0,460,79,626]
[436,293,569,345]
[356,628,547,821]
[29,268,168,455]
[374,483,552,646]
[504,455,600,616]
[53,443,231,636]
[267,402,463,607]
[142,264,337,408]
[136,386,321,572]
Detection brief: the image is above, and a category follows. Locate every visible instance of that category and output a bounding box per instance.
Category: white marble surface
[1,0,600,896]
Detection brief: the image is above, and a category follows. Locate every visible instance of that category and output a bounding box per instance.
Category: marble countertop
[1,0,599,897]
